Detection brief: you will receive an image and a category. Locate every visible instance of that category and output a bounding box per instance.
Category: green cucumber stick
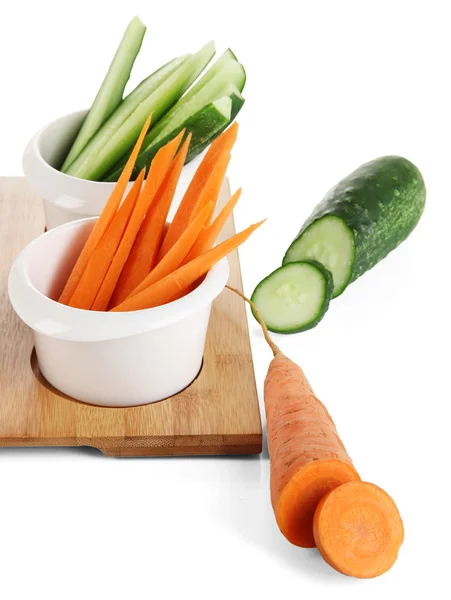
[62,16,146,170]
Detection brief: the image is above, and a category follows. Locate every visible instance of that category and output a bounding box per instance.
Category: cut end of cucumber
[251,261,333,334]
[283,216,355,297]
[212,96,232,119]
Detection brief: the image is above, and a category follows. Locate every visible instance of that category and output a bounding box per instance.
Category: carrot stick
[91,132,186,312]
[189,151,230,220]
[58,114,152,305]
[183,188,242,264]
[109,133,192,307]
[158,122,239,258]
[111,219,264,312]
[313,481,404,578]
[67,170,145,310]
[124,201,214,301]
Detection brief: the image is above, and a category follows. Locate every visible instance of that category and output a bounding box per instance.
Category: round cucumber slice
[251,261,333,334]
[283,215,355,298]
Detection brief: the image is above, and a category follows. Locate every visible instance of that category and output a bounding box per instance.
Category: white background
[1,1,450,598]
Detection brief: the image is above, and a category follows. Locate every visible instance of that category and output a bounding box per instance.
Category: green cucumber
[251,261,333,334]
[105,96,233,181]
[283,156,426,297]
[64,42,216,181]
[184,89,245,161]
[62,16,146,171]
[62,54,189,178]
[143,55,246,148]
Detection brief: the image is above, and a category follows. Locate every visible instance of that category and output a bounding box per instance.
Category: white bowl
[8,217,229,407]
[22,110,136,230]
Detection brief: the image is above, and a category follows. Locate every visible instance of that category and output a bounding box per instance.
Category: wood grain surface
[0,177,262,456]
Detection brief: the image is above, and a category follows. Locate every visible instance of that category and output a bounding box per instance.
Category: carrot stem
[225,285,280,356]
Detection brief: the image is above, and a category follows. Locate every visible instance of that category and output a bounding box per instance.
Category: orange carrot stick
[67,170,145,310]
[108,133,192,307]
[158,122,239,257]
[156,151,230,264]
[190,151,230,221]
[124,201,214,301]
[183,188,242,264]
[313,481,404,578]
[111,219,264,312]
[58,114,152,304]
[91,132,186,312]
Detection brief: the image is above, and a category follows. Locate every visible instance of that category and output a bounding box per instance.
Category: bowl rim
[27,109,121,187]
[8,216,230,343]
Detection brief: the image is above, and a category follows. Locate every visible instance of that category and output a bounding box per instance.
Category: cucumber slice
[144,57,246,147]
[64,42,216,181]
[283,215,355,297]
[251,261,333,334]
[62,16,146,171]
[105,96,233,181]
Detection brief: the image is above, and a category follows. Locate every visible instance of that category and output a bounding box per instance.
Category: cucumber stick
[105,96,233,181]
[144,53,246,147]
[283,156,426,297]
[251,261,333,333]
[62,16,146,171]
[64,42,216,181]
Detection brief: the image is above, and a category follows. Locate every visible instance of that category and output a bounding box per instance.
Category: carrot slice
[91,132,186,312]
[125,201,214,301]
[109,133,192,307]
[111,219,265,312]
[159,122,238,258]
[67,170,145,310]
[313,481,404,578]
[183,188,242,263]
[58,114,152,304]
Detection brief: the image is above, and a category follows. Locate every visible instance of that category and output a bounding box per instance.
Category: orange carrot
[189,151,230,220]
[158,122,238,257]
[224,287,360,549]
[67,170,145,310]
[313,481,404,578]
[109,133,192,307]
[183,188,242,263]
[125,201,214,300]
[58,114,152,305]
[91,132,186,312]
[111,219,264,312]
[265,352,360,548]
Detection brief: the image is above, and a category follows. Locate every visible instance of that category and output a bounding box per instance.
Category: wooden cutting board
[0,177,262,456]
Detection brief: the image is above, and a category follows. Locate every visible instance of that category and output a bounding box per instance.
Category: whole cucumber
[283,156,426,297]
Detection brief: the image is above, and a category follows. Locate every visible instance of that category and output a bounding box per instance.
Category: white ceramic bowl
[8,218,229,407]
[22,110,136,230]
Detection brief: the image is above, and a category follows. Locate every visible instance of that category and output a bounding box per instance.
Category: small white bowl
[22,110,136,230]
[8,218,229,407]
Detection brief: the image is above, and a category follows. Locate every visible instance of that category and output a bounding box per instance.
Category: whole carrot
[228,285,359,547]
[228,286,404,576]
